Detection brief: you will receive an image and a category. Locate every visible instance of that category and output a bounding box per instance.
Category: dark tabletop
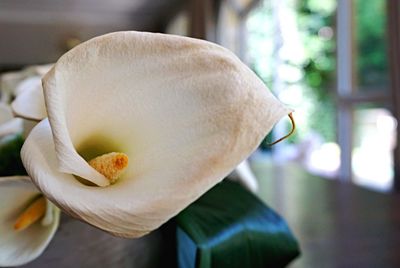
[252,161,400,268]
[19,215,164,268]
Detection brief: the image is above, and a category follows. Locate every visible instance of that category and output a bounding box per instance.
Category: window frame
[337,0,399,190]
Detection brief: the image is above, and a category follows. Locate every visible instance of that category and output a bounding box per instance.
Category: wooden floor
[252,161,400,268]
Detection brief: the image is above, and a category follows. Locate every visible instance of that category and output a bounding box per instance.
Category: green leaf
[175,180,300,268]
[0,134,27,176]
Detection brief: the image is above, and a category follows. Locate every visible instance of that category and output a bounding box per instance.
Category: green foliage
[296,0,336,142]
[249,0,388,149]
[176,180,300,267]
[0,134,27,176]
[248,0,337,146]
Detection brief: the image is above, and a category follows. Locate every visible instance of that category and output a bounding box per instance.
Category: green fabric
[0,134,27,176]
[176,180,300,268]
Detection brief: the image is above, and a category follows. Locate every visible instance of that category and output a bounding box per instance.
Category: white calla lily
[0,63,52,104]
[11,78,47,121]
[10,64,52,121]
[11,75,260,191]
[0,176,60,267]
[21,31,291,238]
[24,64,53,78]
[7,63,260,191]
[0,103,23,138]
[14,76,42,97]
[0,72,24,104]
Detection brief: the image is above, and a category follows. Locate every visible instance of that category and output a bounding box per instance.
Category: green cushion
[175,180,300,268]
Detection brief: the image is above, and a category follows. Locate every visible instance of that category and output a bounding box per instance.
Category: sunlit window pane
[352,107,396,191]
[247,0,337,178]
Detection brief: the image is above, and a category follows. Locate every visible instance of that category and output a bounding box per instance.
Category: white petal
[22,120,155,237]
[0,72,25,104]
[0,64,52,104]
[0,103,23,138]
[14,76,42,97]
[0,103,13,125]
[43,68,109,186]
[0,176,60,267]
[41,199,56,226]
[24,64,53,77]
[0,118,24,138]
[11,80,47,121]
[23,31,291,238]
[228,160,259,193]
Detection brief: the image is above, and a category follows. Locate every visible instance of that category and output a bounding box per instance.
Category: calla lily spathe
[0,176,60,267]
[11,63,260,192]
[0,68,59,266]
[0,103,58,266]
[9,64,52,121]
[11,77,47,121]
[21,31,291,238]
[0,64,52,105]
[0,103,23,138]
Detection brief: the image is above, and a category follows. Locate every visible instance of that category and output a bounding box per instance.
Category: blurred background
[1,0,399,192]
[1,1,400,267]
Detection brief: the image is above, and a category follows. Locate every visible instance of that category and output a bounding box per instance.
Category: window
[247,0,397,192]
[166,0,400,192]
[337,0,394,191]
